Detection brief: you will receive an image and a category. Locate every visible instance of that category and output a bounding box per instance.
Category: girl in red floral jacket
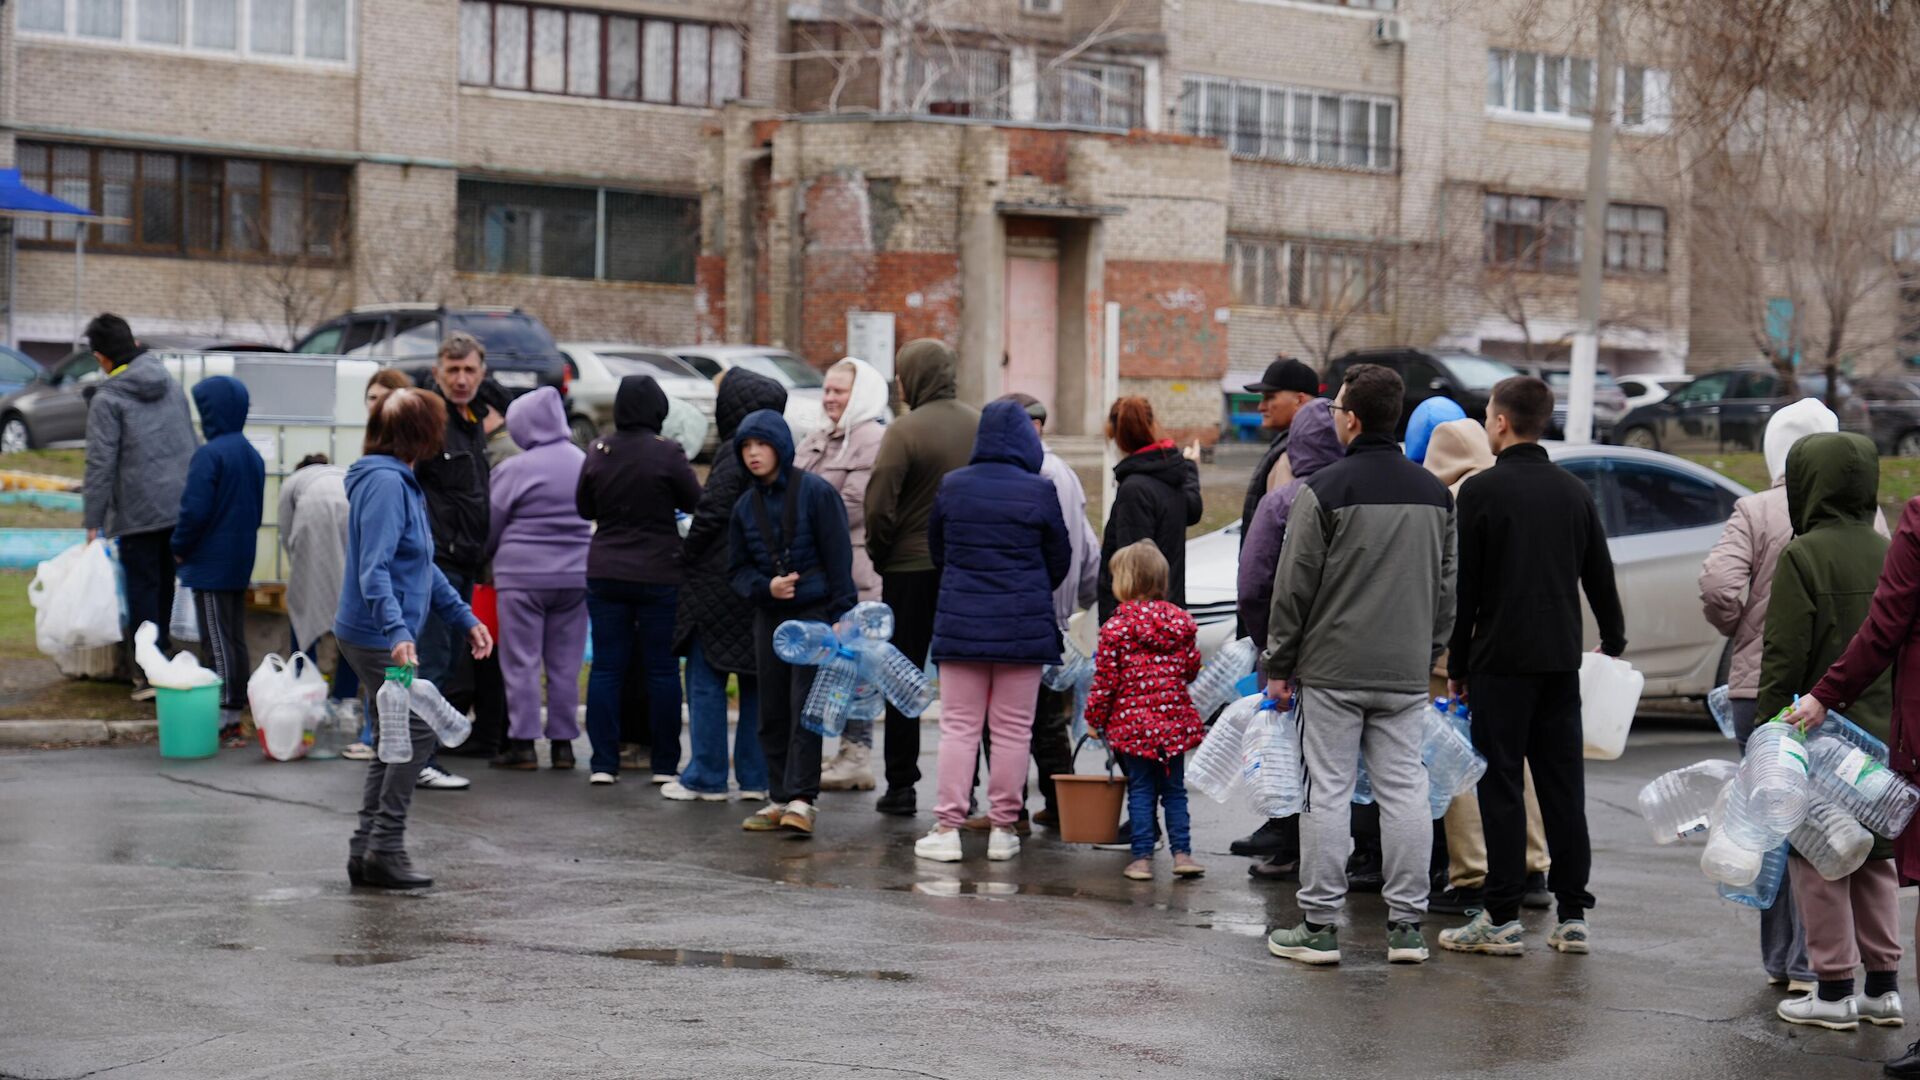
[1085,540,1206,880]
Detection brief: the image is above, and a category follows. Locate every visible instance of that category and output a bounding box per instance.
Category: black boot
[550,740,575,770]
[489,739,538,770]
[1230,817,1297,858]
[361,850,433,889]
[875,788,917,816]
[1522,871,1553,910]
[1887,1040,1920,1078]
[347,856,366,887]
[1429,885,1484,915]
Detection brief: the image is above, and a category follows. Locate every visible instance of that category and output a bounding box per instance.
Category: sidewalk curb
[0,720,157,747]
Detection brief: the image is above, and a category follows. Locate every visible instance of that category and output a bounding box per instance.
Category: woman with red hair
[1096,397,1202,622]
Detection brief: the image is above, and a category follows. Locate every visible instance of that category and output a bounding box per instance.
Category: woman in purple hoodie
[483,386,593,771]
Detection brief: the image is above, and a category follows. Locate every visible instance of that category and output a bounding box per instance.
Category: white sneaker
[588,772,618,785]
[1859,991,1905,1027]
[416,765,470,791]
[661,780,727,802]
[987,827,1021,861]
[649,773,675,784]
[341,742,374,761]
[1777,993,1859,1031]
[915,827,963,863]
[736,789,767,801]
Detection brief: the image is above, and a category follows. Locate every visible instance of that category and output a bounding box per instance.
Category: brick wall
[1106,260,1229,382]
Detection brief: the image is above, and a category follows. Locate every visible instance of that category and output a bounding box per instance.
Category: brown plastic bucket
[1052,773,1126,844]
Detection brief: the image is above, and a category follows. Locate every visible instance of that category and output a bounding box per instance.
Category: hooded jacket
[1083,599,1205,763]
[575,377,701,586]
[335,454,476,652]
[1239,426,1290,550]
[484,386,592,591]
[866,340,979,574]
[1759,433,1895,861]
[674,370,787,672]
[171,376,265,592]
[1405,396,1469,465]
[1039,443,1100,627]
[793,358,889,601]
[82,351,197,538]
[1098,443,1203,621]
[277,462,350,648]
[414,382,492,578]
[927,400,1072,665]
[1423,418,1495,496]
[728,409,857,618]
[1237,399,1341,645]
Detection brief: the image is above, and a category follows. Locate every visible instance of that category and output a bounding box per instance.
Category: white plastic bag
[248,653,329,761]
[28,539,124,656]
[169,581,200,644]
[133,621,220,689]
[1581,652,1644,760]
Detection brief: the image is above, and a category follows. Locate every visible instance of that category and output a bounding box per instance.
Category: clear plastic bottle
[1817,711,1890,764]
[849,679,885,723]
[1422,701,1488,819]
[1189,693,1258,803]
[1701,787,1765,887]
[1637,758,1739,844]
[1718,842,1791,909]
[376,668,414,765]
[1190,637,1259,720]
[1707,685,1736,740]
[801,649,861,737]
[1805,735,1920,838]
[1789,796,1875,881]
[1043,635,1095,693]
[1352,757,1374,805]
[845,601,895,642]
[773,620,837,666]
[1241,700,1301,818]
[409,678,471,748]
[1729,722,1811,841]
[858,641,935,717]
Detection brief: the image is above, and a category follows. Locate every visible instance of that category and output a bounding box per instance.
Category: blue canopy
[0,169,91,217]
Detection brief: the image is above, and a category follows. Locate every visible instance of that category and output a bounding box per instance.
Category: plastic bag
[248,653,329,761]
[133,621,220,688]
[169,581,201,644]
[28,539,124,656]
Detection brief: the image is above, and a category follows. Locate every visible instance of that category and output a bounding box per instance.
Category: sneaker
[661,780,727,802]
[1387,921,1429,964]
[915,827,962,862]
[417,765,470,791]
[875,788,918,816]
[987,827,1021,861]
[820,743,877,791]
[130,676,157,703]
[1787,978,1816,994]
[1172,853,1206,878]
[1777,993,1859,1031]
[1438,910,1525,956]
[1123,858,1154,881]
[1095,820,1161,852]
[1523,871,1553,910]
[649,773,675,784]
[742,803,787,831]
[1033,806,1059,828]
[1860,992,1906,1027]
[1229,818,1293,857]
[1267,922,1341,965]
[1428,885,1484,916]
[342,742,374,761]
[779,800,816,835]
[1547,919,1590,955]
[588,771,618,785]
[1888,1039,1920,1078]
[1248,856,1299,881]
[489,743,538,770]
[736,789,768,802]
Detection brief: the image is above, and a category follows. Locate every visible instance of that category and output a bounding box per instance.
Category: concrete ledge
[0,720,157,747]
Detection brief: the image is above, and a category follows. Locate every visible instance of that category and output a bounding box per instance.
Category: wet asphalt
[0,724,1912,1079]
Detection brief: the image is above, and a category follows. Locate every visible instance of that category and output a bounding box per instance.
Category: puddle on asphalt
[298,953,418,967]
[210,942,260,951]
[605,948,910,982]
[252,886,325,903]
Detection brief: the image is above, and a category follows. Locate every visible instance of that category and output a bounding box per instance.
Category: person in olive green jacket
[1757,431,1903,1032]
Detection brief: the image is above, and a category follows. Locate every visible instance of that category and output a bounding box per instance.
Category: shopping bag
[248,653,329,761]
[169,581,201,644]
[27,539,124,656]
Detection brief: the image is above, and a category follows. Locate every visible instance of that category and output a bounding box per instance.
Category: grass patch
[0,677,149,723]
[0,448,84,480]
[0,570,36,661]
[1685,452,1920,515]
[0,501,81,529]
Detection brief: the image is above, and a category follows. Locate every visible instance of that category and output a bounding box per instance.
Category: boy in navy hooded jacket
[172,375,265,728]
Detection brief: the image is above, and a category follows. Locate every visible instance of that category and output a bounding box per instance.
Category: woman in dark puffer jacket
[1097,396,1202,622]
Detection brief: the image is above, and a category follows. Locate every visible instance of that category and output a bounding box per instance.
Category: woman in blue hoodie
[172,375,264,734]
[336,388,493,890]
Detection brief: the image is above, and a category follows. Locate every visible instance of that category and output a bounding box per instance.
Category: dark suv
[294,305,568,397]
[1324,348,1521,436]
[1614,368,1872,454]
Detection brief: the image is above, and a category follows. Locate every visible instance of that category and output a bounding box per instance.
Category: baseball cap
[1244,357,1320,395]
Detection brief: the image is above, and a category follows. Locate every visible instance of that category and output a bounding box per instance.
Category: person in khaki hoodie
[1421,418,1552,916]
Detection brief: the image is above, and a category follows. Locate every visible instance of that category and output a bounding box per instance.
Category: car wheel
[568,413,599,448]
[1897,430,1920,458]
[0,414,32,454]
[1620,426,1659,451]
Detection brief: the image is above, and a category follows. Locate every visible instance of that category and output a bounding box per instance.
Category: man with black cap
[80,313,197,696]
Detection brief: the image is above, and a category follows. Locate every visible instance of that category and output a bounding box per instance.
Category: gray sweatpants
[1297,685,1432,925]
[339,640,441,858]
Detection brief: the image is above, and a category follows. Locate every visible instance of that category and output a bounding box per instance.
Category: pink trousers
[935,662,1043,829]
[1788,855,1903,980]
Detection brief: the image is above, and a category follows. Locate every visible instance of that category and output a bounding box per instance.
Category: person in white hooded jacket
[795,356,890,790]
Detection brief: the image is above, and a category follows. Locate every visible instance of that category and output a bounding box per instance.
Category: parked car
[0,347,38,401]
[1617,373,1693,412]
[294,305,568,399]
[1323,348,1521,437]
[0,335,282,453]
[1852,376,1920,457]
[1187,443,1751,699]
[671,345,826,438]
[1511,365,1630,442]
[1613,368,1871,454]
[559,343,719,454]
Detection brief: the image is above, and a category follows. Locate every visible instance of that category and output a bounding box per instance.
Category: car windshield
[602,351,702,381]
[732,354,824,388]
[448,312,556,359]
[1435,353,1520,391]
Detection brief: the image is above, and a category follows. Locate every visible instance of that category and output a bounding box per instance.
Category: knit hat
[85,313,140,366]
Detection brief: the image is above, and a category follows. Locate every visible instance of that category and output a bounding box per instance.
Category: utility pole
[1567,0,1617,446]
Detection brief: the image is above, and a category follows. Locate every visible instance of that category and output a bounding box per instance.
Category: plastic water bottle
[1707,685,1736,740]
[1701,787,1765,887]
[409,678,471,748]
[1043,635,1094,692]
[1730,722,1811,841]
[1422,701,1487,819]
[1816,711,1890,764]
[1805,735,1920,838]
[774,620,837,666]
[801,649,860,737]
[1719,843,1791,909]
[1241,699,1301,818]
[849,679,885,723]
[1352,758,1374,805]
[857,641,935,717]
[1190,637,1258,719]
[1189,694,1258,803]
[846,601,895,642]
[1789,797,1875,881]
[376,668,414,765]
[923,656,940,700]
[1637,758,1739,844]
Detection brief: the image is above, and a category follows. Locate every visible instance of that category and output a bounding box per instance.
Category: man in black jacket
[1439,375,1626,959]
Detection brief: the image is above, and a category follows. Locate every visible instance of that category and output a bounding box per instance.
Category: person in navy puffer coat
[172,375,264,723]
[916,400,1071,863]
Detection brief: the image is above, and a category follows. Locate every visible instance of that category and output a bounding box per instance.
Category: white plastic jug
[1579,652,1642,760]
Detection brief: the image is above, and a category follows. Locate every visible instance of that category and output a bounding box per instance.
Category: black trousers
[754,607,825,805]
[1470,671,1594,924]
[880,568,940,795]
[194,588,249,713]
[118,528,176,656]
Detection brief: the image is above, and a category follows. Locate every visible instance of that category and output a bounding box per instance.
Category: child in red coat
[1085,540,1206,880]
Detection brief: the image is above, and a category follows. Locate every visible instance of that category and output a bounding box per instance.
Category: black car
[1614,368,1872,454]
[0,335,282,453]
[1323,347,1521,437]
[294,306,568,397]
[1854,376,1920,457]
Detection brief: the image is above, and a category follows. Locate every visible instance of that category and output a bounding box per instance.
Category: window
[1228,237,1389,314]
[1486,48,1667,130]
[1613,462,1736,536]
[20,0,348,61]
[1038,60,1143,130]
[1484,192,1666,275]
[1668,373,1730,405]
[1558,458,1610,523]
[457,2,744,107]
[903,46,1009,118]
[455,178,698,285]
[1181,77,1396,171]
[14,141,348,262]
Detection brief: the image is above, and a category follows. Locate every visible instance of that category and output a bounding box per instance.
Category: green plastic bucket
[155,683,223,759]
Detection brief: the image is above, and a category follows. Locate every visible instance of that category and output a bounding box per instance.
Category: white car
[1186,443,1751,699]
[1617,373,1694,413]
[559,343,717,455]
[671,345,826,439]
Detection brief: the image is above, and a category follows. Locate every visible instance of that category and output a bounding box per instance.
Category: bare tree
[1272,240,1400,369]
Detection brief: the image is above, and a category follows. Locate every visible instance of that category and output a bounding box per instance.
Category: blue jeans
[676,638,767,794]
[586,579,682,777]
[1119,753,1191,859]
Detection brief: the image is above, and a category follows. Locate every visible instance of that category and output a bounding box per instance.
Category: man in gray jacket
[1262,363,1455,968]
[80,314,197,688]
